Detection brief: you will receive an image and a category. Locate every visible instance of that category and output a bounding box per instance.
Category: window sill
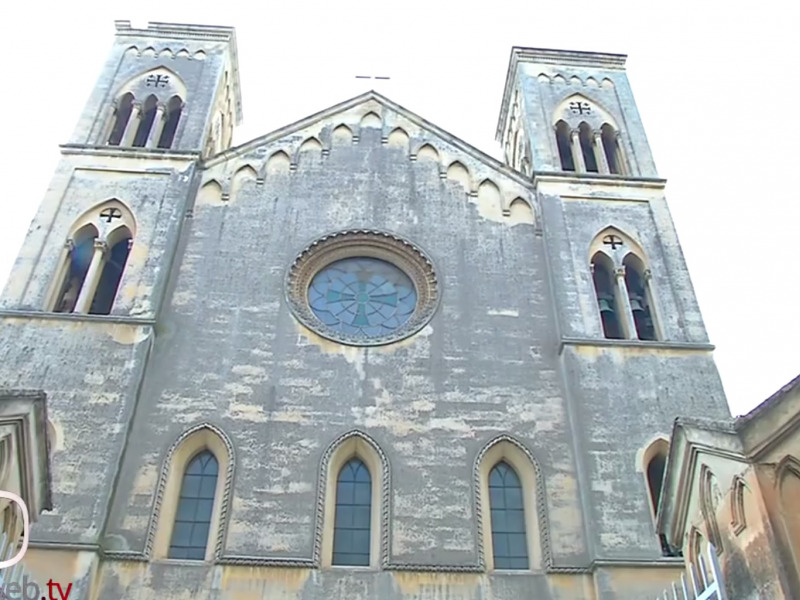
[153,558,213,566]
[0,309,155,326]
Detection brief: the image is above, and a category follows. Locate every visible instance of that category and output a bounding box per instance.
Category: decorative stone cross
[99,207,123,223]
[602,234,623,250]
[569,101,591,115]
[146,74,170,88]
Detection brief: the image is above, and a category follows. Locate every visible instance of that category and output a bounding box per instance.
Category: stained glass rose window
[308,257,417,339]
[286,230,439,346]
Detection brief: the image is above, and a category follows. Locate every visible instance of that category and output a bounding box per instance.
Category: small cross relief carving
[569,101,591,115]
[146,74,170,88]
[99,207,123,223]
[602,234,623,250]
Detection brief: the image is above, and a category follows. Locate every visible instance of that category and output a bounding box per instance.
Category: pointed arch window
[579,122,598,173]
[107,93,134,146]
[332,458,372,566]
[601,124,624,175]
[168,450,218,560]
[591,252,623,339]
[158,95,183,149]
[132,95,158,148]
[54,225,97,314]
[49,202,135,315]
[489,461,529,569]
[646,449,667,517]
[623,255,656,340]
[89,229,132,315]
[555,120,575,171]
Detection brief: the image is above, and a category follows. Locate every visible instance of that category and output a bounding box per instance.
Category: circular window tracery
[286,230,439,346]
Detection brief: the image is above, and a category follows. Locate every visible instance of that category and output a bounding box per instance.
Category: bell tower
[496,47,731,563]
[73,20,242,155]
[497,47,657,178]
[1,22,241,319]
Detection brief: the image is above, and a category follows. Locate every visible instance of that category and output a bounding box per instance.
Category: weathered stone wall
[102,113,588,570]
[0,26,736,600]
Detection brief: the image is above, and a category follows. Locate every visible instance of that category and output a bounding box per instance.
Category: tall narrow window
[591,252,623,339]
[332,458,371,566]
[89,231,132,315]
[168,450,218,560]
[646,452,667,516]
[555,121,574,171]
[601,124,623,175]
[54,225,97,313]
[579,123,598,173]
[107,92,134,146]
[158,95,183,149]
[623,255,656,340]
[132,94,158,147]
[489,461,528,569]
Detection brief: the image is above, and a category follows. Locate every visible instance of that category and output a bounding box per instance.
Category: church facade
[0,21,734,599]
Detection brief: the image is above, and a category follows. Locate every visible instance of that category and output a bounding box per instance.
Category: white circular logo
[0,491,29,569]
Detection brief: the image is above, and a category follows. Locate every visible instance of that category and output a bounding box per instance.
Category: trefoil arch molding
[69,198,138,246]
[551,93,619,131]
[113,66,188,104]
[698,464,724,554]
[314,429,391,568]
[144,422,236,561]
[473,433,550,571]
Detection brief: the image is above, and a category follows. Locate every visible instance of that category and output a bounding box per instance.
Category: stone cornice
[0,310,155,326]
[534,172,667,189]
[29,541,102,552]
[114,20,235,43]
[559,337,714,355]
[514,47,627,69]
[60,143,201,162]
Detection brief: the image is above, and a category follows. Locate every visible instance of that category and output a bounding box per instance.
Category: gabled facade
[658,374,800,599]
[0,22,732,600]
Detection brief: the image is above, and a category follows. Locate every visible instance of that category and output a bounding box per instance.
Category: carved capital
[93,240,109,255]
[64,239,75,252]
[643,269,653,282]
[614,266,626,278]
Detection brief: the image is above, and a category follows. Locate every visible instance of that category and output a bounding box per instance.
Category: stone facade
[658,373,800,599]
[0,21,733,600]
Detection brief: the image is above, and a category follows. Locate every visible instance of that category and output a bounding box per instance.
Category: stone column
[74,240,108,314]
[146,104,167,148]
[99,104,117,145]
[643,269,664,340]
[46,240,74,311]
[570,129,585,173]
[614,266,637,339]
[593,131,610,174]
[121,102,142,147]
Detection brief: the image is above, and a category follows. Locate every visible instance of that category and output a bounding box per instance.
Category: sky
[0,1,797,417]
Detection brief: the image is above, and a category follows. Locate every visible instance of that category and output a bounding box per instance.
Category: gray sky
[0,1,797,416]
